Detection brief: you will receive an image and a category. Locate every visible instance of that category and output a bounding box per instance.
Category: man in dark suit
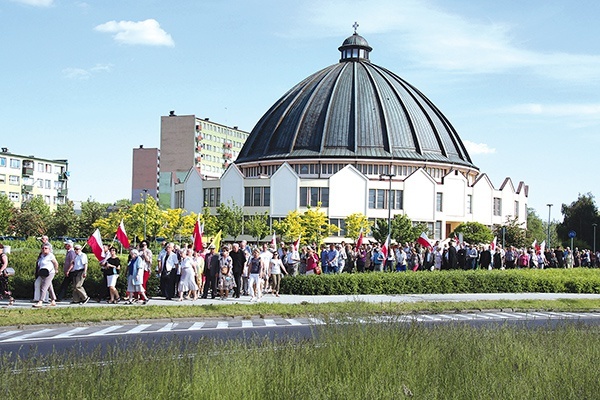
[230,243,246,298]
[201,245,219,299]
[447,240,458,270]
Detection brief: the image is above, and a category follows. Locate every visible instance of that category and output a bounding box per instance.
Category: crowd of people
[1,235,599,307]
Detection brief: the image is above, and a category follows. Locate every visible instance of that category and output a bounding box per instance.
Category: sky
[2,0,600,223]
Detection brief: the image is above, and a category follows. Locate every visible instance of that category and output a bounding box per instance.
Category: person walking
[0,244,14,306]
[104,247,121,303]
[68,244,90,304]
[57,239,76,301]
[230,243,246,298]
[268,251,287,297]
[178,248,199,301]
[33,243,57,308]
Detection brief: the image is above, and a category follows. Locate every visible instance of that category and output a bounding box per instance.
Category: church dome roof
[235,32,476,169]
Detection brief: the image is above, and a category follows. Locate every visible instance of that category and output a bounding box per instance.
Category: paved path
[4,292,600,309]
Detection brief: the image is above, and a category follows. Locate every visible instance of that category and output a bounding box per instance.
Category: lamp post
[546,203,553,249]
[379,172,396,242]
[593,223,597,255]
[143,189,148,240]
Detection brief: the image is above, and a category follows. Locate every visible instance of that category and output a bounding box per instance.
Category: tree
[273,210,304,244]
[77,200,109,238]
[47,201,78,238]
[161,208,186,242]
[557,193,599,249]
[245,212,271,245]
[371,215,424,244]
[453,222,493,245]
[344,213,370,241]
[300,205,338,246]
[200,207,219,237]
[525,207,545,244]
[12,196,51,237]
[493,216,526,248]
[0,194,14,235]
[216,201,244,240]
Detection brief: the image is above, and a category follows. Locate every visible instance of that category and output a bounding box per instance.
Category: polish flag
[355,229,364,251]
[534,240,541,253]
[87,228,104,262]
[116,220,130,249]
[270,232,277,248]
[193,218,204,252]
[539,240,546,254]
[532,239,537,250]
[490,236,497,252]
[292,236,301,251]
[417,232,432,249]
[381,234,390,259]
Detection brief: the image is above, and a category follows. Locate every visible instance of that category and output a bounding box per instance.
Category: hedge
[280,269,600,295]
[5,249,600,299]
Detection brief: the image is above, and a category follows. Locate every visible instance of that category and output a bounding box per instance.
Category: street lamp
[593,223,597,255]
[143,189,148,240]
[379,172,396,242]
[546,203,553,249]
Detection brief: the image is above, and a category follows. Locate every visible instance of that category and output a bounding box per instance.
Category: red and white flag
[292,236,301,251]
[116,220,130,249]
[539,240,546,254]
[87,228,104,262]
[417,232,432,249]
[355,229,364,251]
[531,239,537,250]
[381,234,390,259]
[490,236,497,252]
[270,232,277,248]
[193,218,204,252]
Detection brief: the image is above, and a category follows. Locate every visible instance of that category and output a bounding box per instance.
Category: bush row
[6,250,600,298]
[280,268,600,295]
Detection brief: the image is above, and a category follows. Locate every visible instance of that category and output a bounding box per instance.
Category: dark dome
[236,33,476,169]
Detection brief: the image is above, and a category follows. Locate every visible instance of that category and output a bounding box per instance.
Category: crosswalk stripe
[3,328,55,342]
[450,314,475,320]
[264,319,276,327]
[0,330,21,339]
[216,321,228,329]
[89,325,123,336]
[307,317,325,325]
[126,324,151,334]
[481,313,509,319]
[285,319,302,326]
[241,320,253,328]
[417,315,442,321]
[157,323,176,332]
[188,322,205,330]
[52,327,88,339]
[496,312,525,319]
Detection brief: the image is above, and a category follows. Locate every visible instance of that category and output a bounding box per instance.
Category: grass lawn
[2,321,598,399]
[2,298,600,327]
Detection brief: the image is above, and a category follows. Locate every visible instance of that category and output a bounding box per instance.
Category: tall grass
[1,321,599,399]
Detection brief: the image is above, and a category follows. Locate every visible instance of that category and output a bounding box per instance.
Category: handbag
[3,267,15,276]
[38,268,50,277]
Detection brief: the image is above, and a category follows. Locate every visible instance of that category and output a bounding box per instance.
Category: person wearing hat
[68,244,90,304]
[57,239,76,301]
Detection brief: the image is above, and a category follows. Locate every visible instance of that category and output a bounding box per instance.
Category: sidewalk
[5,292,600,309]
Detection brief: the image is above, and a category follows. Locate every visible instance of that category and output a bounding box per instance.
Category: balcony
[58,188,68,197]
[21,185,33,193]
[22,167,34,176]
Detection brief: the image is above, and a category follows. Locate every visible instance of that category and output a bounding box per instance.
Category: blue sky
[2,0,600,222]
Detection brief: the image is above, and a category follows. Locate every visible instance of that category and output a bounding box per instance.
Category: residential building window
[436,192,443,212]
[467,194,473,214]
[299,187,329,207]
[9,159,20,169]
[435,221,442,240]
[368,189,403,209]
[203,188,220,207]
[9,175,19,185]
[37,162,44,172]
[45,195,51,205]
[514,201,519,218]
[330,218,346,237]
[0,174,5,184]
[45,179,51,189]
[9,192,19,202]
[244,187,270,207]
[0,157,6,167]
[174,190,185,209]
[493,197,502,216]
[45,164,52,173]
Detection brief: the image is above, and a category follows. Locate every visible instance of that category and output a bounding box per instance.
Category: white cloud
[11,0,53,6]
[62,63,113,80]
[299,0,600,82]
[94,19,174,47]
[464,140,495,155]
